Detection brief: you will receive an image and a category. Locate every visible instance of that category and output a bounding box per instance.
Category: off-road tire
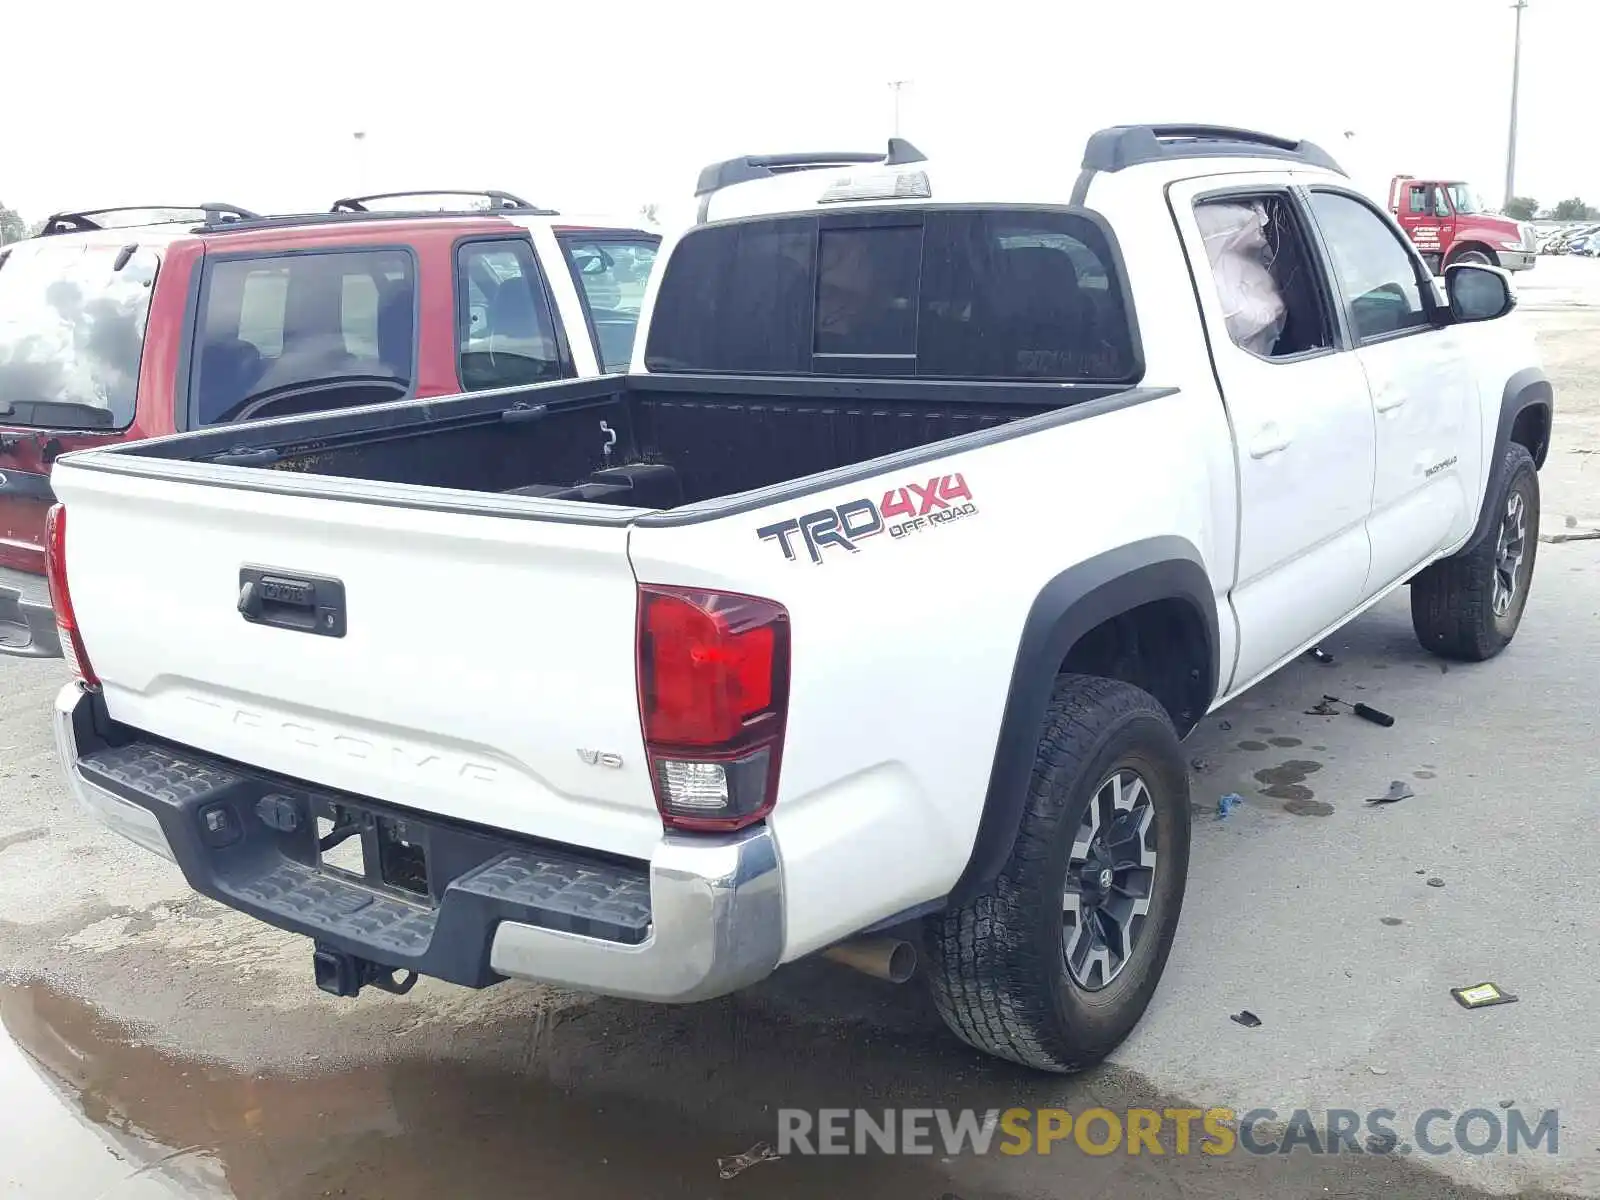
[1411,442,1540,662]
[926,674,1191,1073]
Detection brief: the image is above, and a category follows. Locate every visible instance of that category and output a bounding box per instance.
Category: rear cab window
[0,241,160,430]
[644,207,1140,382]
[192,248,416,426]
[556,233,660,372]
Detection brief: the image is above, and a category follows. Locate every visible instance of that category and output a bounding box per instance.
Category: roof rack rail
[191,205,559,235]
[329,189,545,214]
[693,138,928,221]
[38,202,260,237]
[1071,123,1345,204]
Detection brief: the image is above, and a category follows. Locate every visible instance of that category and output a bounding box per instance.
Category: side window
[557,236,660,372]
[1193,194,1334,360]
[1307,191,1431,342]
[1407,187,1429,215]
[194,250,415,425]
[456,239,566,390]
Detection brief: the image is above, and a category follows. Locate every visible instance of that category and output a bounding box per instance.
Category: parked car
[0,193,659,658]
[46,124,1550,1072]
[1538,223,1600,254]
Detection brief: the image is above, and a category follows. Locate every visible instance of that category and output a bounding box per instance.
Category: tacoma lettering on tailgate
[756,473,978,565]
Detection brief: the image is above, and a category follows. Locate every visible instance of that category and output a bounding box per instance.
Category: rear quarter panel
[628,386,1234,960]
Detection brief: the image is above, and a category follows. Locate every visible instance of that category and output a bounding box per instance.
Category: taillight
[636,585,789,832]
[44,504,100,690]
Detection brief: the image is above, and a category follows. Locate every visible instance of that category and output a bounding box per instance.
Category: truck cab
[1387,175,1536,275]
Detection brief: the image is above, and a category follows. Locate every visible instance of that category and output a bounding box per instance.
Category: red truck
[1387,175,1536,275]
[0,194,660,658]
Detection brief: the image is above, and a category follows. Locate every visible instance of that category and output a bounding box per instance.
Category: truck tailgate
[51,464,663,861]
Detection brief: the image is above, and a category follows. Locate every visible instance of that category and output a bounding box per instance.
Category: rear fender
[948,536,1218,905]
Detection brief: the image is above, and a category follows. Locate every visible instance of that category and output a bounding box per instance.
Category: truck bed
[107,374,1141,516]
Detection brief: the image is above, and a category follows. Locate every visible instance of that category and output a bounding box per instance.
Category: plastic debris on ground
[1451,982,1518,1010]
[1217,793,1243,819]
[1427,877,1446,888]
[1230,1010,1262,1028]
[1366,780,1415,805]
[1307,646,1335,664]
[718,1143,781,1180]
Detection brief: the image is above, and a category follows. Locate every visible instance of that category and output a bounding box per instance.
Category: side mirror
[1445,263,1515,323]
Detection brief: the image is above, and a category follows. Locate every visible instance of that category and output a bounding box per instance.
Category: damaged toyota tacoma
[47,124,1551,1072]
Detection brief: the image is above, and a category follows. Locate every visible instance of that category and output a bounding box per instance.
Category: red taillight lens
[44,504,99,690]
[636,585,789,831]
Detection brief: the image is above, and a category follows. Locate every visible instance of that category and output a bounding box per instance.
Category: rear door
[1168,176,1377,689]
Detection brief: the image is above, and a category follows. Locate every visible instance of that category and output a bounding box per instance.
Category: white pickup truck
[47,124,1552,1073]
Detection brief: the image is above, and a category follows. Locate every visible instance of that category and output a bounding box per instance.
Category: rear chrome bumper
[53,683,785,1003]
[0,566,61,659]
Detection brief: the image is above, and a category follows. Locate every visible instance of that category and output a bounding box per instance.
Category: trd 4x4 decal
[756,473,978,565]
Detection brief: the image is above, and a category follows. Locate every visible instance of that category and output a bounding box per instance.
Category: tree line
[1505,196,1600,221]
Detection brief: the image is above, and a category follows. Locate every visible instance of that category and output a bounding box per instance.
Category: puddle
[0,984,227,1198]
[0,976,1571,1200]
[1254,759,1325,802]
[1282,798,1334,817]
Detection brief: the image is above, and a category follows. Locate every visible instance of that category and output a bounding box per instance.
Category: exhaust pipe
[822,936,917,984]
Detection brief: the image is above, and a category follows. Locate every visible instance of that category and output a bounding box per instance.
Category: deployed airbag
[1195,201,1286,356]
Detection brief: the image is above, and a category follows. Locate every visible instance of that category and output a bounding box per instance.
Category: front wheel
[1452,249,1494,266]
[926,674,1191,1073]
[1411,442,1540,661]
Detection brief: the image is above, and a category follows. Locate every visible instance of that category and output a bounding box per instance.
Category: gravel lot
[3,258,1599,1199]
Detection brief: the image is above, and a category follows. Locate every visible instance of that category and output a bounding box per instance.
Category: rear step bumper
[0,565,61,659]
[53,683,784,1003]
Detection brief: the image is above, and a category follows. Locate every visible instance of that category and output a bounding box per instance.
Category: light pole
[1504,0,1528,207]
[887,80,911,137]
[352,130,369,196]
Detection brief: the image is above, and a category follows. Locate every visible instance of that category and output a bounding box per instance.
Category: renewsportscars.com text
[777,1106,1559,1157]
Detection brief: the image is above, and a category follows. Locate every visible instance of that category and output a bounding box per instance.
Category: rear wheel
[926,674,1190,1072]
[1411,442,1540,661]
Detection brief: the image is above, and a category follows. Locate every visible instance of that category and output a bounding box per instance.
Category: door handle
[1248,424,1291,459]
[1374,388,1408,413]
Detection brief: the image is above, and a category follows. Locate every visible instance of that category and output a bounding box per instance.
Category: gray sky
[0,0,1585,228]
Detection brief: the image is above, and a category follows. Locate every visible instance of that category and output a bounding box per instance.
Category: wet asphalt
[0,968,1589,1200]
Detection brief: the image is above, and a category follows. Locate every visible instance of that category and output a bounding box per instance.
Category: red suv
[0,193,660,657]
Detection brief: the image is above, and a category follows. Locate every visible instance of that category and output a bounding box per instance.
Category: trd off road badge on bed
[756,473,978,565]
